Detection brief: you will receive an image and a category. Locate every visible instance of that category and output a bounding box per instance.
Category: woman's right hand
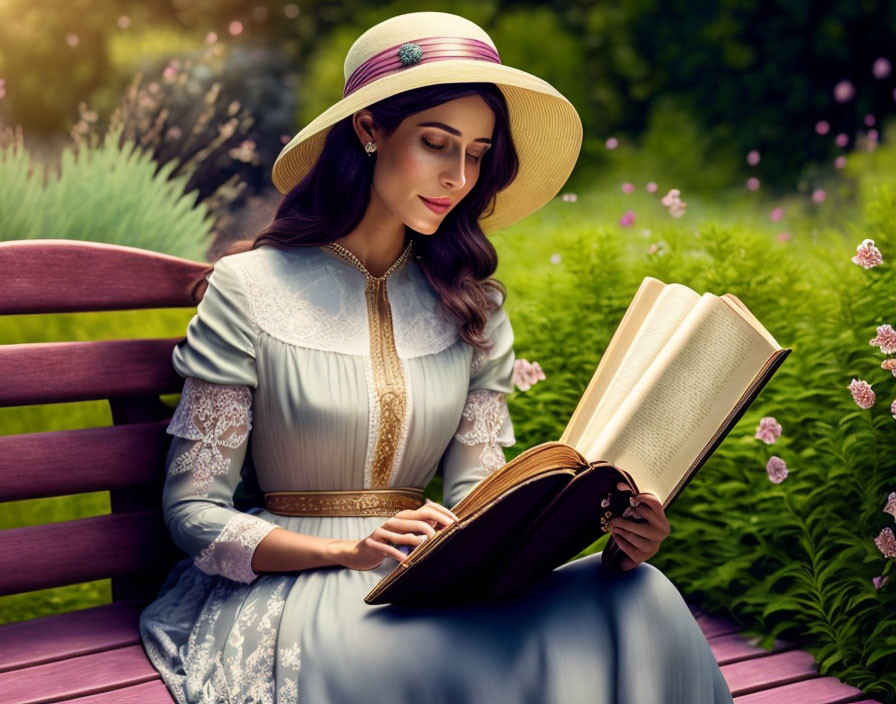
[337,500,459,571]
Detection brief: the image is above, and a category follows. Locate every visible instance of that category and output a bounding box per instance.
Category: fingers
[385,518,438,538]
[424,499,460,524]
[363,536,408,563]
[611,532,648,570]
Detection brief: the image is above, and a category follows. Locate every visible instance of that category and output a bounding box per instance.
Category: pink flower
[868,129,879,142]
[865,114,876,127]
[766,456,788,484]
[882,359,896,377]
[229,21,244,35]
[849,379,875,409]
[873,57,892,79]
[747,177,760,191]
[891,398,896,419]
[512,359,546,392]
[834,80,855,103]
[872,575,890,590]
[835,155,846,169]
[769,207,783,222]
[605,137,618,150]
[66,32,79,47]
[646,182,658,193]
[619,210,636,227]
[884,492,896,520]
[647,241,668,256]
[815,120,830,135]
[746,150,760,165]
[836,133,849,148]
[0,78,5,100]
[870,324,896,354]
[206,32,218,44]
[549,253,562,265]
[777,231,791,242]
[622,182,634,194]
[755,416,782,444]
[852,239,883,268]
[812,189,826,203]
[281,134,292,144]
[117,15,131,29]
[660,189,687,217]
[561,193,578,203]
[874,527,896,558]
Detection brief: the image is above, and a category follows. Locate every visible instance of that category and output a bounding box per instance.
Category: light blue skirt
[140,541,733,704]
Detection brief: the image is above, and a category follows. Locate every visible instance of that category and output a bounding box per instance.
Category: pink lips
[419,196,450,214]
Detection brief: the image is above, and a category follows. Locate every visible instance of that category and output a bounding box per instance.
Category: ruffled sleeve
[440,290,517,508]
[162,255,277,583]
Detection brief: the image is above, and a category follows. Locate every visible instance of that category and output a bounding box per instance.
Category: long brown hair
[196,82,519,351]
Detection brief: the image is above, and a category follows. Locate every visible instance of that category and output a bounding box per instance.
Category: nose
[440,152,466,192]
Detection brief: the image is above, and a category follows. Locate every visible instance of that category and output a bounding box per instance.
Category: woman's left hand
[608,485,670,571]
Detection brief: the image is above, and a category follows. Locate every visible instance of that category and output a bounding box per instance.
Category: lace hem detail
[194,513,278,583]
[454,389,515,474]
[166,377,253,496]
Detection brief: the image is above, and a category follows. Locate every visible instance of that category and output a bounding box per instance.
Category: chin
[409,220,440,236]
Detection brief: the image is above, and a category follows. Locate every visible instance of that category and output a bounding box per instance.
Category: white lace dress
[138,240,733,704]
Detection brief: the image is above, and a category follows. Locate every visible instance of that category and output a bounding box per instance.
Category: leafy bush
[74,40,297,244]
[493,139,896,702]
[0,122,214,259]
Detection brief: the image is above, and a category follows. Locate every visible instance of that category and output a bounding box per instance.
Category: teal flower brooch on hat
[397,42,423,66]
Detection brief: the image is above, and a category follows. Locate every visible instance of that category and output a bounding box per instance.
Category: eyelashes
[422,137,483,163]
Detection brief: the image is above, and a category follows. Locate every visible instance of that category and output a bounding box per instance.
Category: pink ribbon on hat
[343,36,501,98]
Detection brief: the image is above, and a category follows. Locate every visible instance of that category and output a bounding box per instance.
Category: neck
[333,192,409,279]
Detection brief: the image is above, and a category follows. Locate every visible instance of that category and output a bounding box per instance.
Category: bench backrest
[0,239,208,604]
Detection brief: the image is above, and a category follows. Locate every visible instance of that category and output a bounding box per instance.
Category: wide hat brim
[271,59,583,234]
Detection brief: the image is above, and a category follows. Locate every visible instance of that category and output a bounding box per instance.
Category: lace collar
[320,239,413,281]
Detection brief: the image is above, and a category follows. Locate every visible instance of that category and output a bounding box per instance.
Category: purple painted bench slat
[55,679,176,703]
[721,649,819,696]
[0,239,204,315]
[707,632,795,665]
[0,421,170,502]
[732,676,869,703]
[0,338,185,407]
[0,644,163,704]
[0,512,168,595]
[0,600,148,673]
[694,611,743,639]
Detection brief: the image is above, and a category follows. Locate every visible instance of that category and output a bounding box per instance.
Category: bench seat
[0,600,174,704]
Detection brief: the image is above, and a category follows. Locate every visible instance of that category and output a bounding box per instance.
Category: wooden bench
[0,239,203,703]
[0,239,882,703]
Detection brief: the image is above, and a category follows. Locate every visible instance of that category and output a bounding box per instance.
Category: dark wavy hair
[196,82,519,351]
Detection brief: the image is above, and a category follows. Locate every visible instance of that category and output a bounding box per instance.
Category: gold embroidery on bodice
[320,240,413,488]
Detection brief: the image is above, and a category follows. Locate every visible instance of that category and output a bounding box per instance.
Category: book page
[572,283,702,455]
[561,277,666,447]
[583,293,777,503]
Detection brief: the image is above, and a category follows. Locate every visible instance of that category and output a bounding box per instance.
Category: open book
[365,276,791,607]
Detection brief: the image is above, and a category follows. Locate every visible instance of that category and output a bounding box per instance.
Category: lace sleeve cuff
[453,389,516,475]
[194,512,278,583]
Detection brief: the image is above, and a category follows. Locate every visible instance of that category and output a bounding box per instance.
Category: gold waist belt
[264,487,426,517]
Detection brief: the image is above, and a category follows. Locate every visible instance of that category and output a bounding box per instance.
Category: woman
[139,11,734,704]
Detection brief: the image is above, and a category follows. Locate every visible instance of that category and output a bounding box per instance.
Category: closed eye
[422,137,482,162]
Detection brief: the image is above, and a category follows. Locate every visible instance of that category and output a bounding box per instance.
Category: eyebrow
[416,121,492,144]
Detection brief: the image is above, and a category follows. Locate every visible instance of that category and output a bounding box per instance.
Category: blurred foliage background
[2,1,896,701]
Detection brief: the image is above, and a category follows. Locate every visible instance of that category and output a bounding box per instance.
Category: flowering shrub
[494,166,896,700]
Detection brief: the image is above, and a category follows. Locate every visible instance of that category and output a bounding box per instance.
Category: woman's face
[358,94,496,235]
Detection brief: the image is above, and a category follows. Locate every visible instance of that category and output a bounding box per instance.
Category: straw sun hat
[271,11,583,233]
